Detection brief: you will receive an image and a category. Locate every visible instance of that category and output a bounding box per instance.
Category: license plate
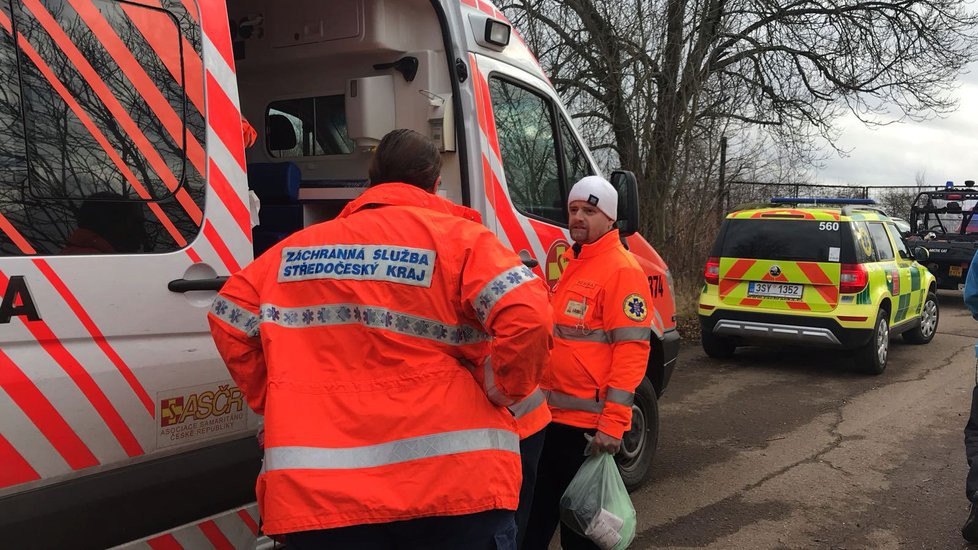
[950,265,963,277]
[747,281,803,299]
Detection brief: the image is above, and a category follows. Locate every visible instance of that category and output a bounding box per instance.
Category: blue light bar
[770,197,877,205]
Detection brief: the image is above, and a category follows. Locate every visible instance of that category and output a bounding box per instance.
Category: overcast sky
[812,67,978,188]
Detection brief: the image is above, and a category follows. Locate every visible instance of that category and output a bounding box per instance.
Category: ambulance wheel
[903,292,939,344]
[701,327,736,358]
[857,309,889,375]
[616,377,658,492]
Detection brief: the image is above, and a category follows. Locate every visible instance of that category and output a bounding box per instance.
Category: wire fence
[726,181,940,203]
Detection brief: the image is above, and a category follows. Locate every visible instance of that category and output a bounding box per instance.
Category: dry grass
[672,277,703,341]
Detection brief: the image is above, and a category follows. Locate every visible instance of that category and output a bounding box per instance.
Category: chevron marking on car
[720,257,840,312]
[736,208,840,221]
[718,278,739,300]
[134,504,261,550]
[470,56,546,277]
[126,0,253,270]
[0,433,40,488]
[723,259,756,281]
[69,0,206,176]
[0,269,144,458]
[0,347,100,474]
[761,271,789,282]
[122,0,205,114]
[33,259,155,416]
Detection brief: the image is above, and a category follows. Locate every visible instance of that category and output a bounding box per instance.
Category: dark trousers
[522,423,598,550]
[286,509,516,550]
[517,428,546,548]
[967,384,978,502]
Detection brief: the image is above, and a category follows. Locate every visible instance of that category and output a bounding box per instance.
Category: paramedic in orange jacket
[456,214,552,549]
[208,129,552,549]
[523,176,653,550]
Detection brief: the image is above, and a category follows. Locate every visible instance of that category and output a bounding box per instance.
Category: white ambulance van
[0,0,679,547]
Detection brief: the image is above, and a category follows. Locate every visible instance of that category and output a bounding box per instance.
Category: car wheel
[903,291,939,344]
[857,309,889,375]
[616,377,658,492]
[701,326,736,358]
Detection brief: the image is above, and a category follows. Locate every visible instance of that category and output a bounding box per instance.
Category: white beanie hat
[568,176,618,221]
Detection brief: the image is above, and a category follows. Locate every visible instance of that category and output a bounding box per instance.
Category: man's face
[568,200,614,244]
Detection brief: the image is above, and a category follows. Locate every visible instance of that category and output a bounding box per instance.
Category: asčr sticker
[157,381,250,448]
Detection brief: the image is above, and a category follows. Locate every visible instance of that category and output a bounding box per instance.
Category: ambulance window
[867,223,894,261]
[888,223,910,259]
[488,77,565,225]
[16,2,187,202]
[266,95,354,157]
[0,1,205,255]
[851,221,876,263]
[558,116,593,188]
[718,219,855,263]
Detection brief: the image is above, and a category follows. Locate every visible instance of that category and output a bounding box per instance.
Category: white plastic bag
[559,453,637,550]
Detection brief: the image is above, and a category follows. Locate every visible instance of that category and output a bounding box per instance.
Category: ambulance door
[886,221,922,324]
[468,54,595,287]
[0,0,257,547]
[866,221,904,325]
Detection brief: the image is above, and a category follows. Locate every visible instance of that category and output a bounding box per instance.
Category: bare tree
[501,0,978,248]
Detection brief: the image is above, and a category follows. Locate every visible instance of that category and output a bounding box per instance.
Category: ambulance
[0,0,679,547]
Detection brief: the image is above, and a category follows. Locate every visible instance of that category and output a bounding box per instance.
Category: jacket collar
[338,183,481,223]
[569,229,621,259]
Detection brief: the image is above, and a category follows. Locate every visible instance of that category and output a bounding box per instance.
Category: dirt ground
[626,291,976,549]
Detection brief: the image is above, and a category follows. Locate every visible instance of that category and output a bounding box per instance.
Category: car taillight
[839,263,868,294]
[704,256,720,285]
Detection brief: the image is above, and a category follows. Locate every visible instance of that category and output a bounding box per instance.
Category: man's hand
[592,431,621,455]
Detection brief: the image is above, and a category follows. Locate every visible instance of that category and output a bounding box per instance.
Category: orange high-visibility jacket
[208,183,552,534]
[467,358,551,439]
[443,206,551,440]
[544,229,653,439]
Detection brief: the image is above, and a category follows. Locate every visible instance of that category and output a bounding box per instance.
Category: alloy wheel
[920,299,938,339]
[876,318,889,365]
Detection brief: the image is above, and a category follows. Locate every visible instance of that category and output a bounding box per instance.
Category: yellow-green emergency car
[698,198,938,374]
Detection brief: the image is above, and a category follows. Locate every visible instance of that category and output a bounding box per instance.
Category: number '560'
[818,222,840,231]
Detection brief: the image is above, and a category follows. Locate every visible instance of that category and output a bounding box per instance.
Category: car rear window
[714,219,855,263]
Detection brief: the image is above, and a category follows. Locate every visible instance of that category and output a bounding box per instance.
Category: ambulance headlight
[485,20,511,48]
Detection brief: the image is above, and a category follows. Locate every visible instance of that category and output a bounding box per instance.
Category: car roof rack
[841,204,889,216]
[767,197,886,217]
[770,197,877,206]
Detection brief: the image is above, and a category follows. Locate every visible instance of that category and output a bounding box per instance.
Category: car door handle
[168,277,229,293]
[519,250,539,269]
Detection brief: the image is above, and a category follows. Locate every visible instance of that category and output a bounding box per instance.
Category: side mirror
[609,170,640,237]
[913,246,930,262]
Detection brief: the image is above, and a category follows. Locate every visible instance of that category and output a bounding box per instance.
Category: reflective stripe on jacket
[468,357,552,439]
[544,229,652,439]
[208,183,552,534]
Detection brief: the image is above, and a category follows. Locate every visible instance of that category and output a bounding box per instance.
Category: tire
[857,309,889,375]
[701,326,736,358]
[616,377,658,492]
[903,291,939,344]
